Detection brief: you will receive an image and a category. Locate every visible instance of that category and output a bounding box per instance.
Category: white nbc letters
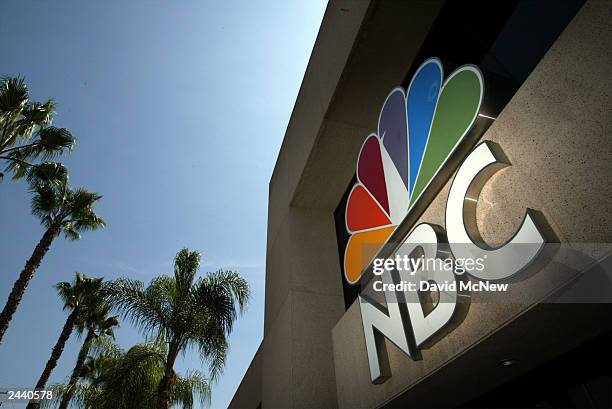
[360,142,546,384]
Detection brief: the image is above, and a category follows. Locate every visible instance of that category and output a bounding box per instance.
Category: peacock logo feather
[344,58,484,284]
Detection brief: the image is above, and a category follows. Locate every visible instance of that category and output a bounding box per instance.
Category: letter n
[359,270,413,384]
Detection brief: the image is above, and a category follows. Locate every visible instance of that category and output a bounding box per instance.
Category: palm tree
[0,76,75,182]
[58,302,119,409]
[0,164,105,345]
[46,339,210,409]
[26,273,103,409]
[109,248,250,409]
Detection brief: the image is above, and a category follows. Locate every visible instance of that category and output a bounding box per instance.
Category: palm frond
[68,188,101,217]
[30,126,75,158]
[107,278,171,338]
[194,269,250,333]
[197,331,227,382]
[55,272,105,311]
[30,183,58,226]
[173,370,211,409]
[62,225,82,240]
[67,187,106,235]
[26,176,105,238]
[88,336,123,361]
[42,382,98,409]
[18,99,55,130]
[0,76,28,112]
[26,161,68,186]
[3,149,32,179]
[174,248,201,299]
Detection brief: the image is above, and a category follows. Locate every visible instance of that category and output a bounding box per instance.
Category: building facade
[229,1,612,408]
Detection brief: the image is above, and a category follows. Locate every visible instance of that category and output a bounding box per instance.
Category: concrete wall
[260,1,372,408]
[331,1,612,408]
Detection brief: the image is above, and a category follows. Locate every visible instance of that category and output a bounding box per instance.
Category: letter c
[445,141,546,281]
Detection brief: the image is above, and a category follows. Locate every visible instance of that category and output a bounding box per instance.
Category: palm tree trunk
[25,309,78,409]
[157,340,179,409]
[0,226,60,345]
[58,328,95,409]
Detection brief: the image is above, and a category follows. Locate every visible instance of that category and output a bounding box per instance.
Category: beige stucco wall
[331,1,612,408]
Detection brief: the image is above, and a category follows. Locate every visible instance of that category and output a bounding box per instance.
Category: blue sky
[0,1,326,408]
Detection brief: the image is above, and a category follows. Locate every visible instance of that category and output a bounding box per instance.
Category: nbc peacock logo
[343,58,484,285]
